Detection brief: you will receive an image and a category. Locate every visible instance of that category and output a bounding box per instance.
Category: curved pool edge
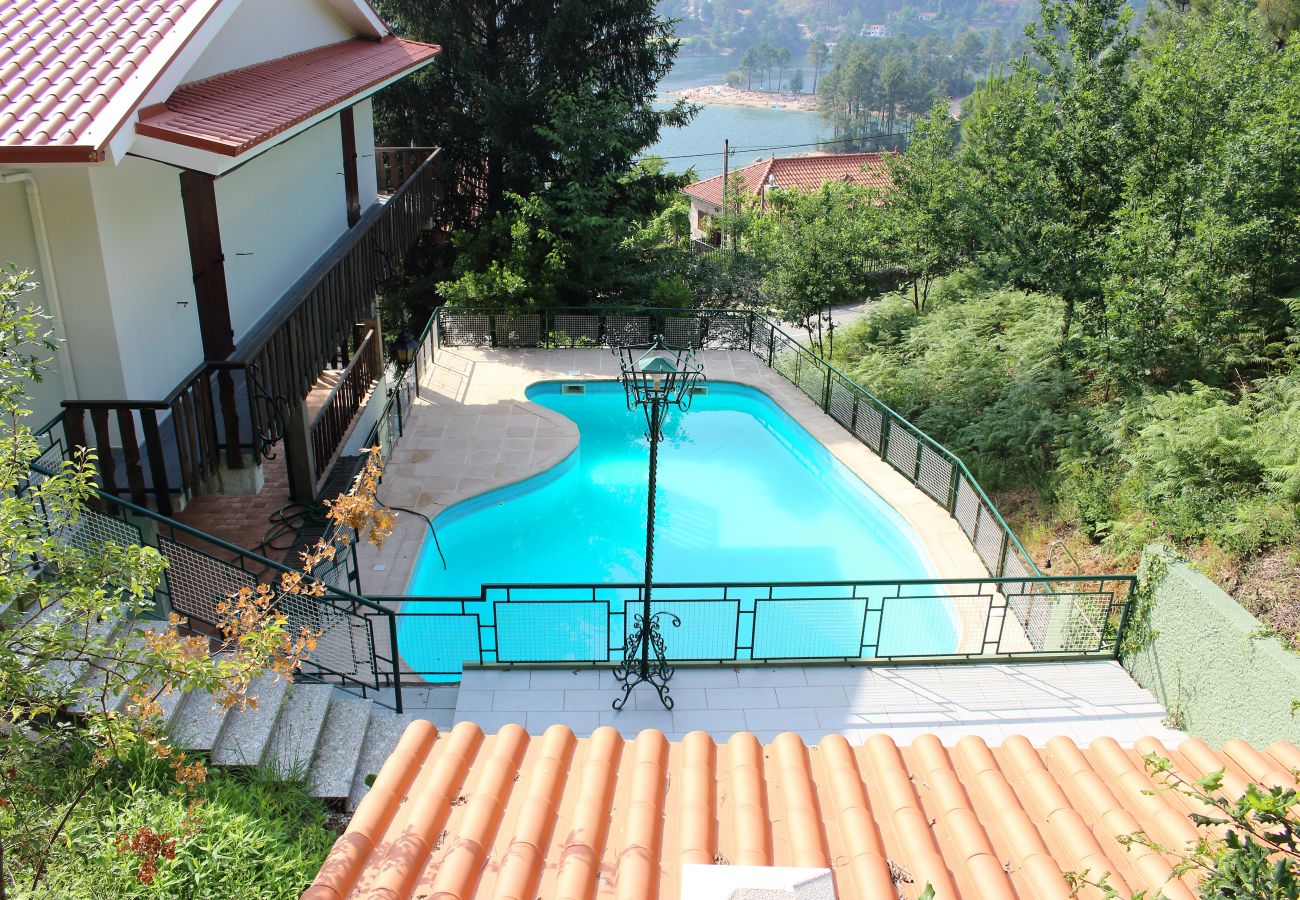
[404,376,944,594]
[396,365,989,650]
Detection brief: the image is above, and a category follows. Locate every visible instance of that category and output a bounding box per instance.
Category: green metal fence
[433,306,1049,632]
[19,303,1136,708]
[372,574,1134,682]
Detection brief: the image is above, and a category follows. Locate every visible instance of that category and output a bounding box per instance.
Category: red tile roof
[0,0,222,162]
[683,152,893,206]
[304,722,1300,900]
[136,36,439,156]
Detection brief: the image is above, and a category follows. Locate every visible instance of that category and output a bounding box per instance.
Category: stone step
[171,688,234,754]
[263,682,334,778]
[347,709,417,811]
[210,673,292,767]
[309,695,374,801]
[45,606,129,692]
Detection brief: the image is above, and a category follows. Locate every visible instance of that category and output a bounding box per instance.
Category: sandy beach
[664,83,820,113]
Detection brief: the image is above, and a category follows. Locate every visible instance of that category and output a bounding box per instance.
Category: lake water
[650,54,833,180]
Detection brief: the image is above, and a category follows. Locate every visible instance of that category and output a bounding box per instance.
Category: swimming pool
[400,381,956,674]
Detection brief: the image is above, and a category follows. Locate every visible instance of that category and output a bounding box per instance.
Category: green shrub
[839,276,1071,489]
[23,746,333,900]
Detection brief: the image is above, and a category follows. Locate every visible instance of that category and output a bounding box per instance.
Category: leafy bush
[29,746,334,900]
[1059,376,1300,560]
[838,276,1073,489]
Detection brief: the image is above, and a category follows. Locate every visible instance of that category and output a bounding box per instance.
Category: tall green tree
[375,0,691,226]
[374,0,694,310]
[807,38,830,91]
[884,101,968,312]
[961,0,1139,354]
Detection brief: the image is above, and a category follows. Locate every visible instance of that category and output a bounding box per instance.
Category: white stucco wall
[180,0,355,85]
[215,117,350,342]
[354,98,379,212]
[0,179,73,425]
[88,157,204,401]
[19,167,125,404]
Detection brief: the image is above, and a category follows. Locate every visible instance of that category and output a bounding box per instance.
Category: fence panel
[496,601,610,663]
[494,315,542,347]
[440,313,492,346]
[550,314,601,347]
[917,444,955,506]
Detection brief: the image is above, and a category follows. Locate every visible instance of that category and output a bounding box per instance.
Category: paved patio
[357,346,989,594]
[419,661,1183,747]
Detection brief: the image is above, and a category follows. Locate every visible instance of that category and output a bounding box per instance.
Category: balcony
[38,148,445,524]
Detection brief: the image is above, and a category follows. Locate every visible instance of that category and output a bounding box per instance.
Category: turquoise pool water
[401,381,954,675]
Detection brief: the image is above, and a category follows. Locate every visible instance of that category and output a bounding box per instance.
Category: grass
[14,746,335,900]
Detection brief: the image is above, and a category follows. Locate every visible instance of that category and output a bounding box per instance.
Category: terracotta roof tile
[304,723,1300,900]
[135,36,438,157]
[0,0,221,161]
[682,152,893,206]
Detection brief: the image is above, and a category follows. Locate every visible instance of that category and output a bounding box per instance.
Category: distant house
[862,23,888,38]
[1,0,442,508]
[681,152,892,242]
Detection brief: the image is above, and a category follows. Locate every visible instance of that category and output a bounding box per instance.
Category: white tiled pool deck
[403,661,1183,748]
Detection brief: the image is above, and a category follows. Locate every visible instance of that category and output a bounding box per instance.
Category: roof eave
[131,46,441,171]
[0,144,105,164]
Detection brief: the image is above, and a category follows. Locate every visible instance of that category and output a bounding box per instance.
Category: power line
[639,129,914,162]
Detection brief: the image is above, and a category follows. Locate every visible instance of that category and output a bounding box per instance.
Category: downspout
[0,171,80,397]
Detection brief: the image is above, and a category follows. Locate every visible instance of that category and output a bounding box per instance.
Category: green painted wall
[1123,546,1300,749]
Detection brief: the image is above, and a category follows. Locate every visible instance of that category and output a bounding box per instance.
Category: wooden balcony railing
[44,147,446,513]
[376,147,438,194]
[308,326,382,485]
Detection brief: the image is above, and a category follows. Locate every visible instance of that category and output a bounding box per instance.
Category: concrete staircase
[14,600,424,811]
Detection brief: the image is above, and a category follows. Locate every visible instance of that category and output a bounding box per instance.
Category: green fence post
[850,394,859,433]
[747,311,755,353]
[768,327,775,366]
[946,465,961,514]
[388,612,403,713]
[822,367,832,414]
[996,531,1009,578]
[880,414,892,461]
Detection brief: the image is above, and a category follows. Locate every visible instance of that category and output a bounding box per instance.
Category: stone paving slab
[446,661,1185,748]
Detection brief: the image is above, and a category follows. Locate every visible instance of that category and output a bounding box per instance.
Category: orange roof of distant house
[683,152,893,206]
[0,0,222,162]
[136,36,439,156]
[303,721,1300,900]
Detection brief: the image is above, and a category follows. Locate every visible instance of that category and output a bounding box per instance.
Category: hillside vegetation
[691,0,1300,645]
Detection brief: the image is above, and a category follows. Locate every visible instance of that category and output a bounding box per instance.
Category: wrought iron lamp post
[612,336,706,711]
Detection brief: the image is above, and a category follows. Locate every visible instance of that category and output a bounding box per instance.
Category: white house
[0,0,442,510]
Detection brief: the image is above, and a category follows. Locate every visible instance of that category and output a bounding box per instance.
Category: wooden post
[721,138,729,249]
[283,398,316,502]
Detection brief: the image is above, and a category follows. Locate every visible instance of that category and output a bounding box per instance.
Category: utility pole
[720,138,729,248]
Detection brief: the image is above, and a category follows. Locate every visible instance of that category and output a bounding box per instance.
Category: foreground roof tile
[135,36,439,156]
[303,722,1299,900]
[682,151,893,206]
